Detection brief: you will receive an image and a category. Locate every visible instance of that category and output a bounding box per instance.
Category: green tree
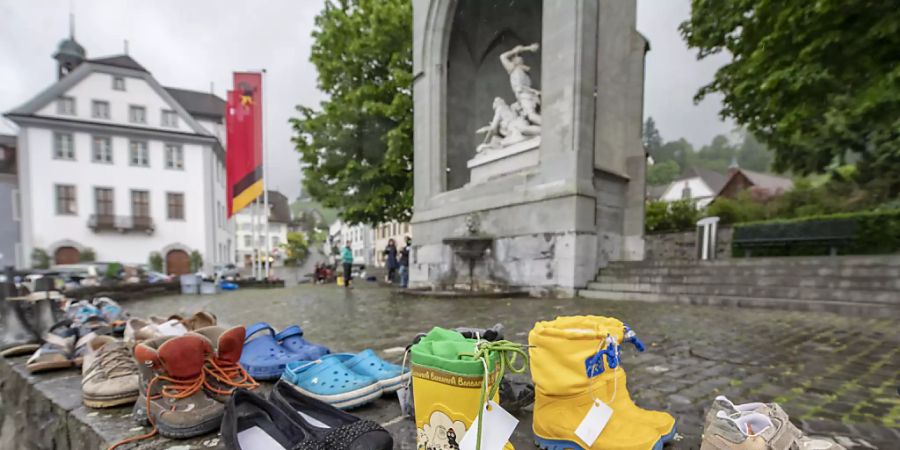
[655,138,694,170]
[148,252,163,272]
[680,1,900,197]
[291,0,413,225]
[79,247,96,262]
[281,232,310,266]
[643,117,663,156]
[736,132,773,173]
[189,251,203,273]
[31,248,50,269]
[647,160,681,186]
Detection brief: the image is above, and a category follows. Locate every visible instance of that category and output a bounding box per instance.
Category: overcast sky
[0,0,732,200]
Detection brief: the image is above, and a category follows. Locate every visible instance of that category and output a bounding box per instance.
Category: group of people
[338,236,411,289]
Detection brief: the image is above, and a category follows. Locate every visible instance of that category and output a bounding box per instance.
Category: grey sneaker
[702,408,846,450]
[81,336,139,408]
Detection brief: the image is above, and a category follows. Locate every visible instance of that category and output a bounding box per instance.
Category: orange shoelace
[107,373,205,450]
[203,357,259,395]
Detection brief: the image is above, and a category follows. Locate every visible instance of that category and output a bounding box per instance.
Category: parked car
[214,264,241,280]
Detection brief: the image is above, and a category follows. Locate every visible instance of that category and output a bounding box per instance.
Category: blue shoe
[281,358,382,410]
[275,325,330,360]
[324,349,410,393]
[241,323,307,381]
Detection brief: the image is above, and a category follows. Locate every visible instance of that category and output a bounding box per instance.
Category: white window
[272,236,280,247]
[244,235,251,246]
[57,96,75,115]
[129,105,146,124]
[92,136,113,163]
[165,144,184,169]
[92,100,110,119]
[112,76,126,91]
[161,110,178,128]
[53,133,75,160]
[129,140,149,167]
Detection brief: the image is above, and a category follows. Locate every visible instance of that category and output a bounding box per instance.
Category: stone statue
[475,43,542,153]
[500,43,541,125]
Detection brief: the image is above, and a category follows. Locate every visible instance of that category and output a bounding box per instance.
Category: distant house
[657,168,727,208]
[234,190,291,267]
[0,134,20,267]
[718,168,793,199]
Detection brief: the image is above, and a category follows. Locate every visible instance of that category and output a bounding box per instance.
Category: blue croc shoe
[326,349,410,393]
[240,323,307,381]
[281,357,382,410]
[275,325,330,360]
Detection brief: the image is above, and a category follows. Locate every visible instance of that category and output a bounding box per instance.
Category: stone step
[608,255,900,268]
[592,275,900,291]
[584,282,899,305]
[577,289,900,318]
[599,266,900,279]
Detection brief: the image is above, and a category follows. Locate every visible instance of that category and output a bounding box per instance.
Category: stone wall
[644,226,733,260]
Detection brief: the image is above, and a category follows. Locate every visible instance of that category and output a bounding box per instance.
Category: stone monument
[411,0,648,294]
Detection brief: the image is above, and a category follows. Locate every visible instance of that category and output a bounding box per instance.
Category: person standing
[341,242,354,288]
[399,236,411,288]
[383,238,399,283]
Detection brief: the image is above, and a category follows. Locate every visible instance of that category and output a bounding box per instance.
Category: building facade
[327,220,375,267]
[4,36,233,274]
[234,190,290,268]
[373,221,411,267]
[0,135,21,268]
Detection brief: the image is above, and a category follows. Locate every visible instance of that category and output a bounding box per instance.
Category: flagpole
[262,69,271,280]
[251,197,259,280]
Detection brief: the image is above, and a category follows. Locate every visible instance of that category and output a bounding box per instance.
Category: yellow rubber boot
[583,316,677,441]
[411,327,514,450]
[529,316,670,450]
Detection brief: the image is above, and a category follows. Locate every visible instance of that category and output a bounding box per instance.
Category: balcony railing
[88,215,155,234]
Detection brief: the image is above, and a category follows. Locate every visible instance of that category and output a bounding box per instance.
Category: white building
[234,190,290,268]
[4,34,233,274]
[373,221,411,267]
[657,167,727,208]
[327,219,374,266]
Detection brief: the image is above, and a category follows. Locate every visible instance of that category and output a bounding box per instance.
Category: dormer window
[113,76,125,91]
[57,96,75,115]
[129,105,146,124]
[161,110,178,128]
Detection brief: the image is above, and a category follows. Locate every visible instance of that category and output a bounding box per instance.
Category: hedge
[732,209,900,257]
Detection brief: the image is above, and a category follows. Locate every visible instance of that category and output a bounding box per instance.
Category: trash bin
[200,280,219,295]
[180,274,200,295]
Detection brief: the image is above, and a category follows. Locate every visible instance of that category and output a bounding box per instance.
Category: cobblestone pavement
[104,283,899,449]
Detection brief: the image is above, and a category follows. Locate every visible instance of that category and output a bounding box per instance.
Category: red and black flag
[226,72,263,217]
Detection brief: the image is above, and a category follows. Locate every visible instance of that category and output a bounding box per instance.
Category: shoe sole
[1,344,40,357]
[534,431,670,450]
[83,392,139,408]
[377,372,411,393]
[26,360,73,373]
[283,378,383,410]
[132,398,223,439]
[245,363,290,381]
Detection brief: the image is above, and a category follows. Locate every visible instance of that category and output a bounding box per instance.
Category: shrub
[732,209,900,257]
[148,252,163,272]
[105,262,123,279]
[79,247,96,262]
[31,248,50,269]
[645,199,701,233]
[189,251,204,272]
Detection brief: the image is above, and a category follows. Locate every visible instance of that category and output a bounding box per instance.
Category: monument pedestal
[467,138,540,184]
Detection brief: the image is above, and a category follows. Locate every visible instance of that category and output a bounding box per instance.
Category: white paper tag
[459,401,518,450]
[574,400,613,446]
[237,426,287,450]
[397,385,413,417]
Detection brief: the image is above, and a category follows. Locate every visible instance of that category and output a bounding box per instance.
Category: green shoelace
[465,340,529,450]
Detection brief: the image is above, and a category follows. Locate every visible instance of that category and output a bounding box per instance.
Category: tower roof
[53,37,86,60]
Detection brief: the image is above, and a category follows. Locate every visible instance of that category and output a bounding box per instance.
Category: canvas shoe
[270,379,393,450]
[26,319,77,372]
[221,388,320,450]
[702,410,846,450]
[190,325,259,401]
[129,334,224,439]
[81,335,139,408]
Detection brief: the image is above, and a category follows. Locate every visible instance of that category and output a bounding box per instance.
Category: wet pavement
[104,283,900,449]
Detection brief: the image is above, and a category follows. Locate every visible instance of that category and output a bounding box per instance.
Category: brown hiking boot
[190,325,258,401]
[129,334,223,439]
[81,336,139,408]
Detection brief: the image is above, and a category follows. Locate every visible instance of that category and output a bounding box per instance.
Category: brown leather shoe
[190,325,259,401]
